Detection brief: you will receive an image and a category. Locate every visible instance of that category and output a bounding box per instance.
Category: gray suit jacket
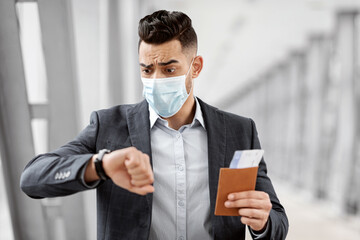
[21,98,288,240]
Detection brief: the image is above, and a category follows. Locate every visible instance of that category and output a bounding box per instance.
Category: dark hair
[138,10,197,52]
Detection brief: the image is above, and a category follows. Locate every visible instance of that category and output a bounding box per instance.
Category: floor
[270,178,360,240]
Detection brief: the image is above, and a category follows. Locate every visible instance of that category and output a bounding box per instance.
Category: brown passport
[214,167,259,216]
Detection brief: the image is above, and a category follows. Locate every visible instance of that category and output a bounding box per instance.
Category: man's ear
[191,55,203,78]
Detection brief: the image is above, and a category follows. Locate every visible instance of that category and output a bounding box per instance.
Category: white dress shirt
[149,97,212,240]
[80,97,268,239]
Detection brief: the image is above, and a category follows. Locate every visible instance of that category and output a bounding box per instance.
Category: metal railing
[223,10,360,217]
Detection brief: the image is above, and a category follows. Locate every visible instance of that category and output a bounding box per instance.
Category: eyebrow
[140,59,179,68]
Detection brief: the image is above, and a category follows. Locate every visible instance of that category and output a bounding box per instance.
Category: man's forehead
[139,40,184,59]
[140,53,181,62]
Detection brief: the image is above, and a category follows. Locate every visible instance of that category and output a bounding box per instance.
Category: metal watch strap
[94,149,111,180]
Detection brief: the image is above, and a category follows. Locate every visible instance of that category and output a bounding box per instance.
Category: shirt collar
[149,97,206,130]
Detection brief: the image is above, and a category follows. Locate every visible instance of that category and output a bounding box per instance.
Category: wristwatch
[94,149,111,180]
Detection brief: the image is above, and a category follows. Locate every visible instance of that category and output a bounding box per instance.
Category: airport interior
[1,0,360,239]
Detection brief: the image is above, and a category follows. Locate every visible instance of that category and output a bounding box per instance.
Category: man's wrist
[249,219,270,239]
[252,220,268,234]
[81,156,101,188]
[84,155,100,182]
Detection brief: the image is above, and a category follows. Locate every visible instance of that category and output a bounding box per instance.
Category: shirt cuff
[249,220,270,239]
[80,158,101,189]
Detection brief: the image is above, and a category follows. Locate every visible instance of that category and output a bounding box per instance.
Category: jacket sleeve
[20,111,100,199]
[249,119,289,240]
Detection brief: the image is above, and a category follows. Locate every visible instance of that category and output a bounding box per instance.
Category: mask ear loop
[185,57,196,95]
[186,57,195,77]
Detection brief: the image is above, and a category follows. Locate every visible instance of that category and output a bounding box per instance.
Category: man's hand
[224,190,272,231]
[85,147,154,195]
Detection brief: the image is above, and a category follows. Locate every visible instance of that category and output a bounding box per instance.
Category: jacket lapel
[126,100,152,158]
[198,98,227,220]
[126,100,153,211]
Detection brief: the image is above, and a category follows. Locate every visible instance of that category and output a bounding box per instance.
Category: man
[21,10,288,240]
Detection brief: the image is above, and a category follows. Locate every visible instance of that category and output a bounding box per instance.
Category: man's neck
[163,93,196,131]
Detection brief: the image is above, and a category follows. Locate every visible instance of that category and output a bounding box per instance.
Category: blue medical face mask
[141,59,194,118]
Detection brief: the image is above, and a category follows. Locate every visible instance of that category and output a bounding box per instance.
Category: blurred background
[0,0,360,239]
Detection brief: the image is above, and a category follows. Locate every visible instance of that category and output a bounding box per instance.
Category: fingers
[104,147,154,195]
[124,150,154,187]
[124,152,145,169]
[228,190,269,201]
[238,208,268,220]
[225,198,264,209]
[131,176,154,186]
[224,190,272,231]
[129,184,155,196]
[225,191,272,211]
